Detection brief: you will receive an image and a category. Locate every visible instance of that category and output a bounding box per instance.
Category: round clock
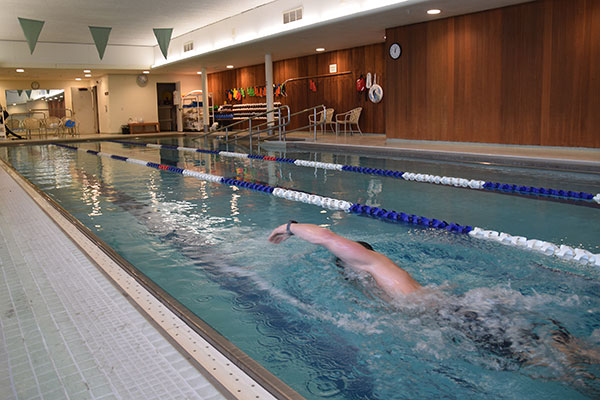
[389,43,402,60]
[136,74,148,87]
[31,81,40,89]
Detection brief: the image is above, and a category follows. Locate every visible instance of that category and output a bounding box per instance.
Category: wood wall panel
[207,44,386,133]
[385,0,600,148]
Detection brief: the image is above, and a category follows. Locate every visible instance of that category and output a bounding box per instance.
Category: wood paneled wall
[207,43,386,133]
[385,0,600,148]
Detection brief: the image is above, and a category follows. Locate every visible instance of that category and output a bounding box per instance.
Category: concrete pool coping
[0,157,303,400]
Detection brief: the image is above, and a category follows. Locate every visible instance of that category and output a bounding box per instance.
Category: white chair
[335,107,363,136]
[23,117,42,139]
[308,108,335,135]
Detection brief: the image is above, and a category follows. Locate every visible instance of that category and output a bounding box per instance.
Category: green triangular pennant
[25,90,32,98]
[153,28,173,59]
[89,26,112,60]
[17,90,23,97]
[18,17,45,54]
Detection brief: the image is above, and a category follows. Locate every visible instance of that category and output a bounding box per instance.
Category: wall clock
[31,81,40,89]
[389,43,402,60]
[136,74,148,87]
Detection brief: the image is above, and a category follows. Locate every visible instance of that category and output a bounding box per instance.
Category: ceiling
[1,0,535,79]
[0,0,274,46]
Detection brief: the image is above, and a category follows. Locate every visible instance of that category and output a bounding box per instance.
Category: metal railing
[192,104,328,150]
[193,106,290,149]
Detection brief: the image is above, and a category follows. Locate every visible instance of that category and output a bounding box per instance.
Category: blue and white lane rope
[110,140,600,205]
[57,144,600,267]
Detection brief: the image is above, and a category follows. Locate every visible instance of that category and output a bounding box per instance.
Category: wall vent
[183,41,194,52]
[283,7,303,24]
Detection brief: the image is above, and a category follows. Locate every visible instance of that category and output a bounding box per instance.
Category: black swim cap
[335,241,374,268]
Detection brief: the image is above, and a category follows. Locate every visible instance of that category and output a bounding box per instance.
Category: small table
[128,122,160,134]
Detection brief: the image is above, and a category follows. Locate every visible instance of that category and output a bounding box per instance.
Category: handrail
[194,106,289,139]
[196,105,291,151]
[225,104,326,145]
[279,105,326,142]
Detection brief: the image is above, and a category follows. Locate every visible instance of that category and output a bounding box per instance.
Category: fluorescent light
[427,9,441,15]
[226,65,234,69]
[197,71,202,74]
[84,74,92,78]
[75,78,82,81]
[83,69,91,73]
[316,48,325,52]
[12,103,16,106]
[16,68,25,73]
[143,70,150,74]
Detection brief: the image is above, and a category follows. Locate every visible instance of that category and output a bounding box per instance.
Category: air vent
[283,7,303,24]
[183,41,194,52]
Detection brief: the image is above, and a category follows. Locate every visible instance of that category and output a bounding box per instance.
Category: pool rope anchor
[110,140,600,206]
[54,143,600,268]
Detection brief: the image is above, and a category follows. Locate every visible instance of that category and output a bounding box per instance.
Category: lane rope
[110,140,600,205]
[55,143,600,267]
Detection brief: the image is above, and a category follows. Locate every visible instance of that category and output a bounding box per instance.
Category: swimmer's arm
[268,223,421,295]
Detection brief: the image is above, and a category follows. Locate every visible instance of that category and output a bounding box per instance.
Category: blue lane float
[55,143,600,267]
[109,140,600,205]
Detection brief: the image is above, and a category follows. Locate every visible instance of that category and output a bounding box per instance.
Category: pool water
[2,138,599,399]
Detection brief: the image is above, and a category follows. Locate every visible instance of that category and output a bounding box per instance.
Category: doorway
[71,87,96,134]
[156,83,176,132]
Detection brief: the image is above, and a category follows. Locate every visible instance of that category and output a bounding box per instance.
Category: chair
[23,117,42,139]
[44,116,63,136]
[335,107,363,136]
[61,117,79,136]
[6,118,21,132]
[308,108,335,135]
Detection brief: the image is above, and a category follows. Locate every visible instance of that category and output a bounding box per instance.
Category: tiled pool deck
[0,164,227,400]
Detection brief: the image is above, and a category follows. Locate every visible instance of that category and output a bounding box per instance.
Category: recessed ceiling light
[83,69,91,73]
[197,71,202,74]
[16,68,25,73]
[75,78,82,81]
[143,70,150,74]
[84,74,92,78]
[226,65,234,69]
[427,9,441,15]
[12,103,16,106]
[316,48,325,52]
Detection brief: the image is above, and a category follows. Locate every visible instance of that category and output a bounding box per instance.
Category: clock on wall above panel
[389,43,402,60]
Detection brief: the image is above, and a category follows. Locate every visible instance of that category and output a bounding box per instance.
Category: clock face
[31,81,40,89]
[389,43,402,60]
[136,74,148,87]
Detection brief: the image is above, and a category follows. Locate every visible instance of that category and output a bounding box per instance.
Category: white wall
[101,73,202,133]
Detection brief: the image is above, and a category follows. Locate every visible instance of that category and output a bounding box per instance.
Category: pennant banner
[17,90,23,97]
[25,90,32,99]
[89,26,112,60]
[153,28,173,59]
[18,17,45,54]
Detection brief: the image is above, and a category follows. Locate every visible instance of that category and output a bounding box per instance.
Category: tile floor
[0,165,225,400]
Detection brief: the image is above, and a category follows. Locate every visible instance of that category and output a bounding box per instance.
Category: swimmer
[268,221,421,296]
[268,221,600,392]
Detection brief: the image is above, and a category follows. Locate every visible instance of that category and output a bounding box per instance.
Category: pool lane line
[109,140,600,206]
[55,143,600,268]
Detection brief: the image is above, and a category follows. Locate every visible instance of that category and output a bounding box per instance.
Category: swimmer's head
[334,241,374,269]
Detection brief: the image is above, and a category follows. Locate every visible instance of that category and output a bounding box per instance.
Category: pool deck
[0,131,598,399]
[0,162,231,399]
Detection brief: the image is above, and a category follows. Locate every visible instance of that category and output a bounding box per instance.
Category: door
[71,87,95,134]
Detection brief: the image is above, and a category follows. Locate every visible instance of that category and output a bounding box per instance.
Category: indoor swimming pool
[1,137,599,399]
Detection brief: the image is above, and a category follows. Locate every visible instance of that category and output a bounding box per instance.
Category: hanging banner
[17,90,23,97]
[89,26,112,60]
[18,17,45,54]
[153,28,173,59]
[25,90,32,98]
